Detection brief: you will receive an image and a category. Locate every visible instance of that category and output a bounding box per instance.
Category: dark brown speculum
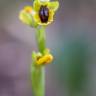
[39,5,49,23]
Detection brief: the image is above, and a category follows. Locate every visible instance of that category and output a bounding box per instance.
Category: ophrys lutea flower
[19,0,59,26]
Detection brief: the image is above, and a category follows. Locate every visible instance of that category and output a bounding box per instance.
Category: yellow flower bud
[36,54,53,65]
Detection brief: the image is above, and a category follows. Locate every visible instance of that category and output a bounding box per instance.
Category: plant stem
[36,26,46,54]
[32,66,45,96]
[32,26,46,96]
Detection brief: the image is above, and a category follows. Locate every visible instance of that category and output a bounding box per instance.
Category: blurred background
[0,0,96,96]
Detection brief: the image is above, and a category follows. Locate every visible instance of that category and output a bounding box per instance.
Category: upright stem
[32,26,46,96]
[36,26,46,53]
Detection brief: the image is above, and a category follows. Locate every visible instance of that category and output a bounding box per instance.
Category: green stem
[36,26,46,53]
[32,66,45,96]
[32,26,46,96]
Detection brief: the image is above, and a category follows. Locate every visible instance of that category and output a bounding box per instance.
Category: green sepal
[19,10,38,27]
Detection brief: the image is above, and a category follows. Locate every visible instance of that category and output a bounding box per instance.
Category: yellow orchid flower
[19,0,59,26]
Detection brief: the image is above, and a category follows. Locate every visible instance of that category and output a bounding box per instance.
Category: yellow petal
[36,21,52,26]
[33,0,49,11]
[48,1,59,11]
[33,0,41,11]
[44,54,53,64]
[33,12,41,24]
[36,54,53,65]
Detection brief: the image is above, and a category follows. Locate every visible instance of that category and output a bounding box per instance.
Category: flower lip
[39,5,49,23]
